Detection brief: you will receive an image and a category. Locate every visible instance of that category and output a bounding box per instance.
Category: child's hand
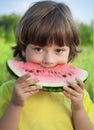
[11,73,42,107]
[63,78,84,110]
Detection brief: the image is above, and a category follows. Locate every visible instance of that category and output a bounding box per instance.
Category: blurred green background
[0,13,94,102]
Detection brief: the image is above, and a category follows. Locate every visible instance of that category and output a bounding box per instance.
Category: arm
[0,73,42,130]
[63,78,94,130]
[72,106,93,130]
[0,102,22,130]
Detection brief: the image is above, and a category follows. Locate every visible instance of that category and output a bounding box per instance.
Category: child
[0,1,94,130]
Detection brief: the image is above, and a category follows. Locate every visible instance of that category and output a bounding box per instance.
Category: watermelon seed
[62,75,67,78]
[36,70,40,73]
[29,70,32,73]
[29,70,34,73]
[54,71,57,74]
[68,73,72,76]
[25,69,29,72]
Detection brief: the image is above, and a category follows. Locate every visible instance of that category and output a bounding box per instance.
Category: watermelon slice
[7,60,88,92]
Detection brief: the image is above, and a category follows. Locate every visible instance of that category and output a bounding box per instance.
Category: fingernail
[63,86,67,89]
[37,85,42,89]
[67,79,71,83]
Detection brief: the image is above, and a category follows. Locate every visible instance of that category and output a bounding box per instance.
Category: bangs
[24,8,69,47]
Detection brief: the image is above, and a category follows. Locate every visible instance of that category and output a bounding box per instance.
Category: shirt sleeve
[0,80,14,117]
[84,89,94,125]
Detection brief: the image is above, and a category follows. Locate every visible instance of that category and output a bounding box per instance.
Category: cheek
[65,49,70,62]
[25,51,33,62]
[25,47,42,63]
[60,52,69,64]
[63,57,69,63]
[26,55,36,62]
[25,53,41,63]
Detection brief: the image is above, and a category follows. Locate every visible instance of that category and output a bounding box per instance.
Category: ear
[22,51,26,57]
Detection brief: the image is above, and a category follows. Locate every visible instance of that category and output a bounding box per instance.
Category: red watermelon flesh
[7,60,88,90]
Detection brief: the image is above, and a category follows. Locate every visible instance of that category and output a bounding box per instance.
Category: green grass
[0,39,94,101]
[71,45,94,101]
[0,39,14,84]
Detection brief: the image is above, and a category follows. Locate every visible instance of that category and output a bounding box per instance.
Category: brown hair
[12,0,80,61]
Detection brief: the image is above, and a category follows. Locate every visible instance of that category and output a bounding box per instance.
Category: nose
[42,52,56,67]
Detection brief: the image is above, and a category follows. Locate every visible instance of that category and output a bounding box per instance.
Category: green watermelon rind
[42,86,63,92]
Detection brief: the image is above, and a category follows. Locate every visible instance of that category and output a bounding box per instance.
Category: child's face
[23,43,70,67]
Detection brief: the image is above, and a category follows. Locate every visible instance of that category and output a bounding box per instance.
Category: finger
[63,87,80,99]
[22,85,42,93]
[63,86,79,97]
[29,85,42,91]
[25,78,39,86]
[67,81,83,93]
[63,86,73,95]
[17,73,31,83]
[76,78,84,90]
[63,90,70,98]
[23,87,40,96]
[27,89,40,96]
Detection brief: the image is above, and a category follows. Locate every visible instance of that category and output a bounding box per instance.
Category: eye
[55,49,64,55]
[33,47,44,53]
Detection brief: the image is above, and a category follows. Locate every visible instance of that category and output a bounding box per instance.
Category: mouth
[40,64,57,68]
